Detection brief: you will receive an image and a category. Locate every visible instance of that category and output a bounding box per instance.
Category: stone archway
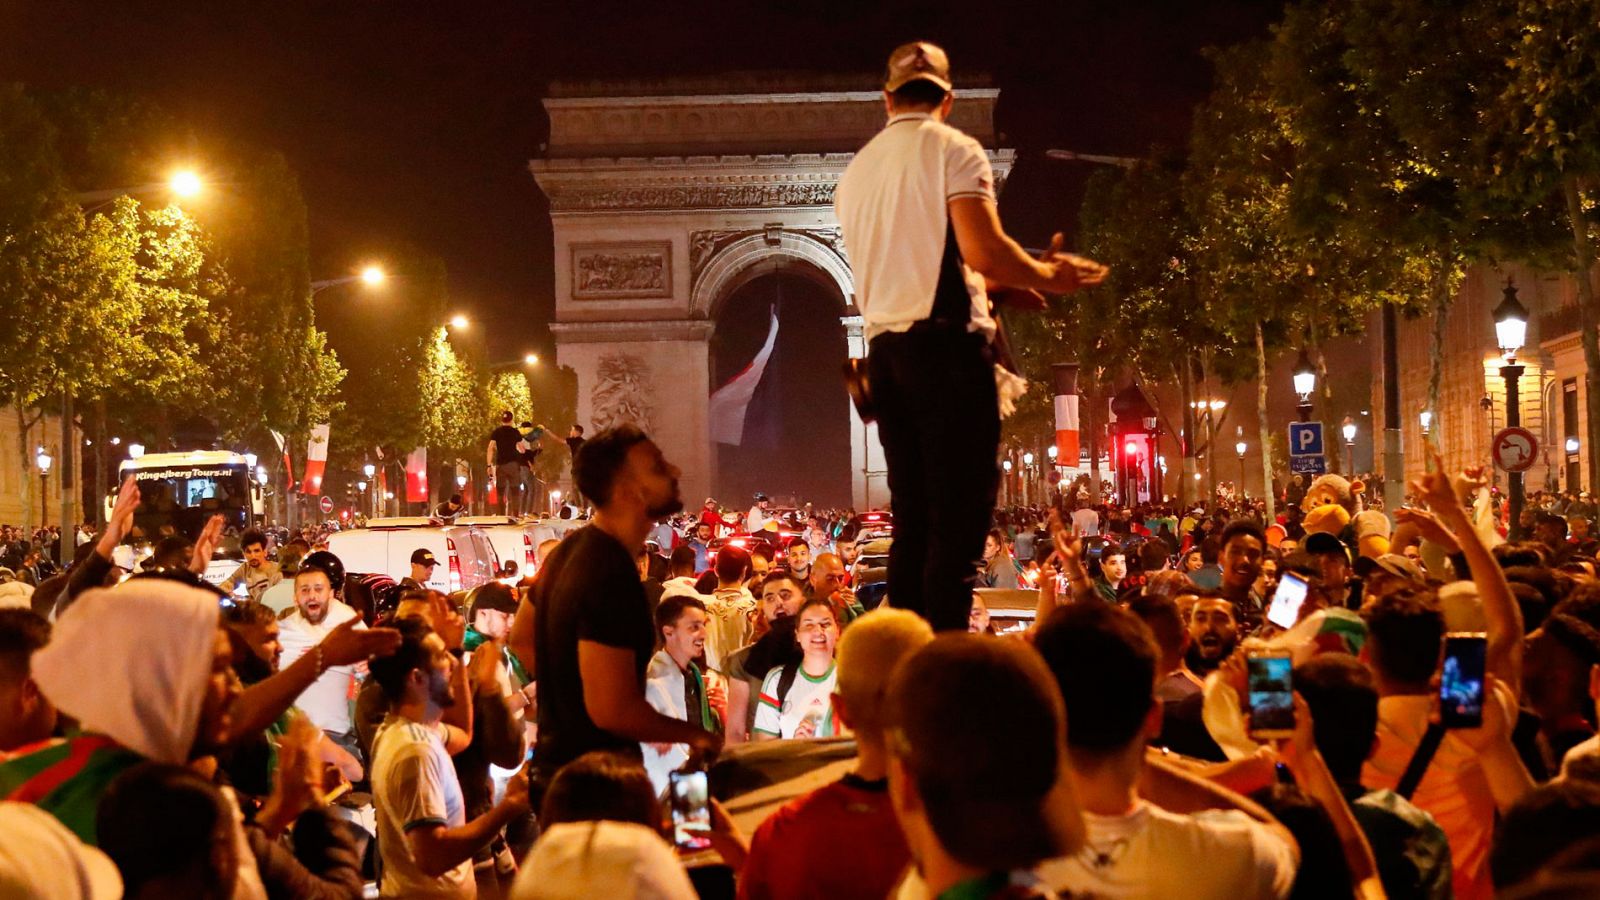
[531,77,1011,509]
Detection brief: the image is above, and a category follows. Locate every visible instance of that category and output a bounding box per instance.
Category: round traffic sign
[1492,427,1538,473]
[319,495,335,514]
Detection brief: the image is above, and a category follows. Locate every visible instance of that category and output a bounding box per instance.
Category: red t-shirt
[738,774,908,900]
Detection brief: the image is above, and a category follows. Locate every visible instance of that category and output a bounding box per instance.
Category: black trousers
[868,326,1000,631]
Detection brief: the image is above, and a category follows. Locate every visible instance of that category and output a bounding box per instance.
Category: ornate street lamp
[1234,439,1247,500]
[1494,278,1530,538]
[1292,349,1316,422]
[1342,417,1357,474]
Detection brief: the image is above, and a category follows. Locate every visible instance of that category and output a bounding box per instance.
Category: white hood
[32,580,220,764]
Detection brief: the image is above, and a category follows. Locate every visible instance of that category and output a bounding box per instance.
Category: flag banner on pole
[270,429,295,486]
[299,424,330,495]
[405,448,429,502]
[1052,363,1081,464]
[708,310,779,446]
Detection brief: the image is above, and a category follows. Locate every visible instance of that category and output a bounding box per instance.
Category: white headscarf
[511,821,697,900]
[0,802,121,899]
[31,579,221,764]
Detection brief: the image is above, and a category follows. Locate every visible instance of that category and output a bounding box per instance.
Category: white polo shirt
[835,111,997,342]
[277,599,364,735]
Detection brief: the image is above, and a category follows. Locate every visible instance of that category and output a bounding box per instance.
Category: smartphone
[1247,650,1295,739]
[1439,632,1488,729]
[1266,572,1310,630]
[668,768,712,851]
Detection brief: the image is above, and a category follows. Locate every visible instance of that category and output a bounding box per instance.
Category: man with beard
[724,572,806,743]
[278,563,366,757]
[370,617,532,897]
[531,426,719,788]
[1159,595,1238,760]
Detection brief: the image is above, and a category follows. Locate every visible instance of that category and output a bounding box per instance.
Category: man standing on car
[835,41,1105,631]
[487,411,527,518]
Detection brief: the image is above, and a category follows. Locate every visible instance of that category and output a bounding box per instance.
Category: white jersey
[1039,801,1295,900]
[753,661,838,739]
[371,716,474,898]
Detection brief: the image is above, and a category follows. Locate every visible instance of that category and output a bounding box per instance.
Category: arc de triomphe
[530,76,1012,509]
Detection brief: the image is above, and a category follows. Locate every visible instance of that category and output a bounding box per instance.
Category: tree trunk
[1085,372,1103,504]
[1425,262,1453,455]
[94,400,107,528]
[17,407,32,537]
[1256,323,1277,522]
[1564,174,1600,493]
[1308,319,1336,474]
[1178,356,1196,508]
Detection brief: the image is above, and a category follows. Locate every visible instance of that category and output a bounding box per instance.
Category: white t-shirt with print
[753,661,838,739]
[371,715,473,899]
[1038,801,1295,900]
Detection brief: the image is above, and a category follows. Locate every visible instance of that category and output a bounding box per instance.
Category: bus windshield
[128,464,252,546]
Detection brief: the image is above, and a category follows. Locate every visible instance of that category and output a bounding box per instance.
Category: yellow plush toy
[1301,474,1363,537]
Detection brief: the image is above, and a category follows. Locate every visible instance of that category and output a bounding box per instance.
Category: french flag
[709,310,779,446]
[405,448,429,502]
[298,424,330,495]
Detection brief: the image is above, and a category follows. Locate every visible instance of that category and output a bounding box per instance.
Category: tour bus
[113,451,265,584]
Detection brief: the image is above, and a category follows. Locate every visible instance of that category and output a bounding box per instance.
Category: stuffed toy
[1301,474,1364,537]
[1352,510,1392,559]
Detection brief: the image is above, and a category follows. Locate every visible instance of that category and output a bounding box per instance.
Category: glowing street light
[169,169,203,198]
[363,463,376,479]
[524,353,539,366]
[360,265,386,286]
[35,448,52,474]
[1494,279,1530,539]
[357,480,368,492]
[449,314,470,330]
[256,466,269,486]
[128,443,145,459]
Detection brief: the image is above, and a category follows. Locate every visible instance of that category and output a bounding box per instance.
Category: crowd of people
[2,422,1599,899]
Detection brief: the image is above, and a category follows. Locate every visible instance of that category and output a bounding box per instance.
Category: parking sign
[1288,422,1325,457]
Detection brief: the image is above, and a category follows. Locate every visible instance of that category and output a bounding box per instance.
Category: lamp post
[1023,451,1035,507]
[1235,438,1247,500]
[363,463,377,518]
[1420,409,1433,440]
[35,448,52,529]
[1002,458,1014,507]
[550,489,562,517]
[1292,349,1317,422]
[1494,279,1530,540]
[1342,418,1357,476]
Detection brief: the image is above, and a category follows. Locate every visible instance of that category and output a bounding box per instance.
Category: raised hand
[319,616,402,667]
[188,514,225,575]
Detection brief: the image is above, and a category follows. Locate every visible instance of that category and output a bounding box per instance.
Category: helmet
[754,492,768,502]
[300,550,346,591]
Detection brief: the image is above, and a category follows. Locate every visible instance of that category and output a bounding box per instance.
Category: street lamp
[169,170,203,198]
[550,488,562,516]
[312,265,390,298]
[256,466,269,486]
[449,314,469,330]
[1420,409,1433,437]
[127,443,145,460]
[73,169,206,205]
[1235,439,1247,500]
[362,463,376,479]
[1292,349,1317,422]
[360,265,386,286]
[35,448,52,528]
[1342,417,1357,474]
[1494,278,1531,538]
[524,353,539,366]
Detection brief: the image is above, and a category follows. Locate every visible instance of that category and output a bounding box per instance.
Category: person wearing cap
[1305,531,1361,611]
[884,633,1084,899]
[836,42,1105,633]
[404,547,440,591]
[746,493,772,534]
[1031,603,1298,898]
[740,609,933,900]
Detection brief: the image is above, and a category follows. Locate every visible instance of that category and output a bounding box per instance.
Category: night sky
[2,0,1285,363]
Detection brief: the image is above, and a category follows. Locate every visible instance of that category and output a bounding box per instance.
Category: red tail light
[524,533,535,570]
[446,538,462,592]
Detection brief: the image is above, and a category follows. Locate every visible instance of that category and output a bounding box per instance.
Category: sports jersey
[753,661,838,739]
[0,734,144,845]
[371,715,472,898]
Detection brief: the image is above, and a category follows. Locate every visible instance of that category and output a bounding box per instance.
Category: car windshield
[128,465,251,548]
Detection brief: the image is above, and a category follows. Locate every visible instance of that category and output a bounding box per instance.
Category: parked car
[327,517,500,593]
[454,516,540,576]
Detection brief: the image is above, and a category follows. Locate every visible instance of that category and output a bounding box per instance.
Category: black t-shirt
[532,525,655,779]
[566,436,585,457]
[490,424,524,465]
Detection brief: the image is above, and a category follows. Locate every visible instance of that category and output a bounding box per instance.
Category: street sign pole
[1504,362,1526,540]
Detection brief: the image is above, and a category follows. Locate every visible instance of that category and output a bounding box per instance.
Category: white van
[327,518,500,593]
[455,515,588,577]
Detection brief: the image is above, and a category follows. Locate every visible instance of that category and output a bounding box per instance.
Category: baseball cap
[886,635,1080,871]
[469,582,519,618]
[1303,532,1349,559]
[1372,553,1424,584]
[411,548,439,567]
[885,41,953,93]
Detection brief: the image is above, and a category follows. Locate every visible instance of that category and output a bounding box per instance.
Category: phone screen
[669,769,712,851]
[1266,572,1310,630]
[1247,653,1295,737]
[1440,633,1487,729]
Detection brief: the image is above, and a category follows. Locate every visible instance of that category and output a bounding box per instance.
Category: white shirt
[753,661,838,739]
[642,650,695,797]
[277,600,363,735]
[258,579,297,616]
[746,505,769,533]
[1071,507,1101,536]
[1038,801,1295,900]
[835,112,997,342]
[371,715,473,898]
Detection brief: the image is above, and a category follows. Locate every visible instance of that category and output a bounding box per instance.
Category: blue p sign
[1288,422,1324,457]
